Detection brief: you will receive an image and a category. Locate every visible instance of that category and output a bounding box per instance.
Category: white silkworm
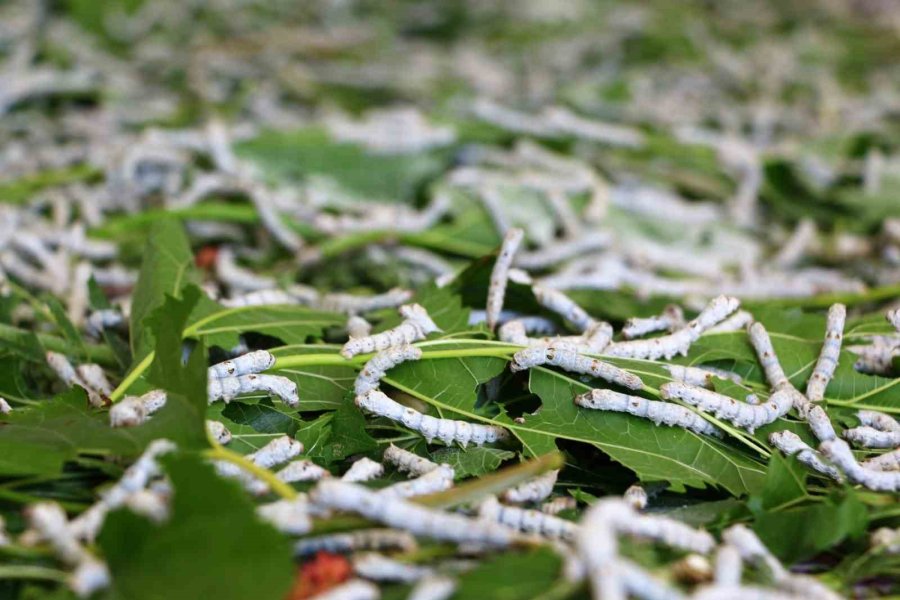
[46,351,81,387]
[0,398,10,414]
[498,321,529,345]
[806,405,837,442]
[352,553,432,583]
[383,444,439,476]
[659,383,792,433]
[294,529,417,557]
[85,309,124,338]
[507,268,532,285]
[888,308,900,332]
[692,586,799,600]
[532,285,593,332]
[871,527,900,553]
[354,345,423,395]
[307,579,379,600]
[713,545,743,586]
[341,304,440,359]
[514,234,611,270]
[221,289,299,308]
[843,427,900,449]
[207,373,299,407]
[849,337,899,375]
[46,353,113,407]
[511,342,644,390]
[208,350,276,379]
[342,458,385,482]
[214,246,276,293]
[486,228,524,331]
[705,310,753,334]
[256,498,312,535]
[541,496,577,515]
[309,480,518,547]
[747,322,790,390]
[583,321,614,353]
[109,389,167,427]
[576,499,627,600]
[478,495,577,540]
[857,410,900,432]
[768,431,843,482]
[206,419,232,444]
[123,489,170,523]
[805,304,845,403]
[620,513,716,554]
[624,485,648,510]
[501,469,558,504]
[574,389,722,437]
[862,449,900,472]
[604,296,740,361]
[820,439,900,492]
[347,316,372,339]
[313,288,414,315]
[407,575,457,600]
[276,460,330,483]
[665,365,713,388]
[618,558,686,600]
[247,436,304,469]
[621,305,684,339]
[379,464,454,499]
[355,390,509,447]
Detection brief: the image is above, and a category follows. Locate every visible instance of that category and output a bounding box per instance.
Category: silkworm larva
[888,308,900,332]
[498,320,529,345]
[0,398,10,414]
[532,285,593,332]
[478,495,577,541]
[861,449,900,472]
[294,529,417,557]
[805,304,845,403]
[208,350,276,379]
[514,235,611,270]
[583,321,614,353]
[248,436,304,470]
[354,345,423,395]
[352,553,432,583]
[713,545,743,586]
[276,460,330,483]
[747,322,790,390]
[820,439,900,492]
[379,464,454,499]
[511,342,644,390]
[857,410,900,432]
[575,389,722,437]
[215,246,276,292]
[341,457,385,482]
[486,228,524,331]
[501,469,558,504]
[871,527,900,553]
[659,383,792,433]
[672,553,713,585]
[541,496,577,515]
[705,310,753,334]
[806,405,837,442]
[768,431,843,481]
[221,289,299,308]
[347,315,372,339]
[309,480,518,547]
[109,389,167,427]
[843,427,900,449]
[207,373,299,407]
[315,287,414,315]
[256,498,312,535]
[206,419,232,445]
[618,558,687,600]
[621,305,684,339]
[305,579,379,600]
[341,304,440,359]
[383,444,439,476]
[665,365,713,388]
[407,575,457,600]
[85,308,124,338]
[355,390,509,447]
[623,485,648,510]
[75,365,113,407]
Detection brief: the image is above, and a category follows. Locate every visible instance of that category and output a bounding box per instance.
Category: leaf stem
[203,443,298,501]
[109,351,154,402]
[0,565,68,582]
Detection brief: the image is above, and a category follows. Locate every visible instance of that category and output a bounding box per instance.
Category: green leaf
[429,446,515,478]
[99,453,294,600]
[222,398,300,436]
[452,547,562,600]
[748,454,808,513]
[45,297,87,360]
[270,346,357,412]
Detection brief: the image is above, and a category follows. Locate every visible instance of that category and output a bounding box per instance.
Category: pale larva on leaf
[843,426,900,449]
[256,497,312,535]
[352,552,433,583]
[747,322,790,391]
[575,389,722,437]
[862,449,900,472]
[486,228,524,331]
[623,485,648,510]
[857,410,900,433]
[621,304,684,339]
[768,431,843,482]
[478,495,577,541]
[820,439,900,492]
[532,285,594,332]
[208,349,276,379]
[379,464,454,499]
[294,529,417,557]
[341,304,440,359]
[383,444,439,476]
[354,344,423,396]
[341,457,385,482]
[109,389,167,427]
[275,460,330,483]
[501,469,558,504]
[659,383,792,433]
[511,342,643,390]
[805,303,846,403]
[207,373,299,407]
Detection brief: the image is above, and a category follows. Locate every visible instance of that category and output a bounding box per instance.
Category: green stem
[109,352,154,402]
[0,565,68,582]
[203,443,298,500]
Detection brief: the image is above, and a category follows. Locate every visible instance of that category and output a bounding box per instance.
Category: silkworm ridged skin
[714,545,743,586]
[748,322,789,390]
[624,514,716,554]
[247,435,303,469]
[498,321,529,345]
[502,469,558,504]
[354,345,423,395]
[294,529,417,557]
[486,228,524,331]
[533,286,593,332]
[821,439,900,492]
[575,389,722,437]
[622,305,683,339]
[888,308,900,332]
[221,289,299,308]
[355,390,508,446]
[618,558,686,600]
[862,449,900,472]
[383,444,439,476]
[844,427,900,449]
[407,575,457,600]
[347,315,372,339]
[207,373,299,407]
[340,304,439,359]
[341,457,385,482]
[511,343,643,390]
[208,350,276,379]
[276,460,329,483]
[659,383,792,432]
[858,410,900,432]
[705,310,753,334]
[46,351,78,386]
[256,498,312,535]
[109,396,146,427]
[309,480,517,547]
[805,304,846,403]
[318,287,413,314]
[806,405,837,442]
[479,496,577,540]
[665,365,714,388]
[583,321,614,353]
[352,553,432,583]
[541,496,577,515]
[379,465,454,498]
[769,431,843,481]
[206,419,232,444]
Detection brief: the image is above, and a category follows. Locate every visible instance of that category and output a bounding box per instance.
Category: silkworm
[305,579,379,600]
[207,373,299,407]
[871,527,900,553]
[276,460,330,483]
[747,322,790,390]
[215,246,276,292]
[773,218,818,269]
[514,235,611,270]
[341,457,385,482]
[208,350,276,379]
[888,308,900,332]
[848,337,899,375]
[843,427,900,449]
[857,410,900,432]
[575,389,722,437]
[379,464,454,499]
[221,289,299,308]
[806,405,837,442]
[0,398,10,414]
[85,308,124,338]
[659,383,792,433]
[313,287,414,315]
[618,558,686,600]
[768,431,843,481]
[621,305,684,339]
[862,449,900,472]
[478,495,577,540]
[247,183,304,252]
[819,439,900,492]
[624,485,648,510]
[256,497,312,535]
[347,316,372,339]
[541,496,577,515]
[247,436,304,469]
[383,444,439,476]
[352,552,433,583]
[692,586,800,600]
[109,389,167,427]
[705,310,753,334]
[486,228,524,331]
[664,365,714,388]
[501,469,558,504]
[354,345,423,395]
[206,419,232,445]
[511,342,644,390]
[583,321,614,353]
[355,390,508,446]
[407,575,457,600]
[294,529,417,557]
[604,296,740,360]
[309,480,518,547]
[713,545,742,586]
[498,321,530,345]
[532,285,593,332]
[805,304,845,403]
[341,304,440,359]
[123,489,170,523]
[46,353,112,408]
